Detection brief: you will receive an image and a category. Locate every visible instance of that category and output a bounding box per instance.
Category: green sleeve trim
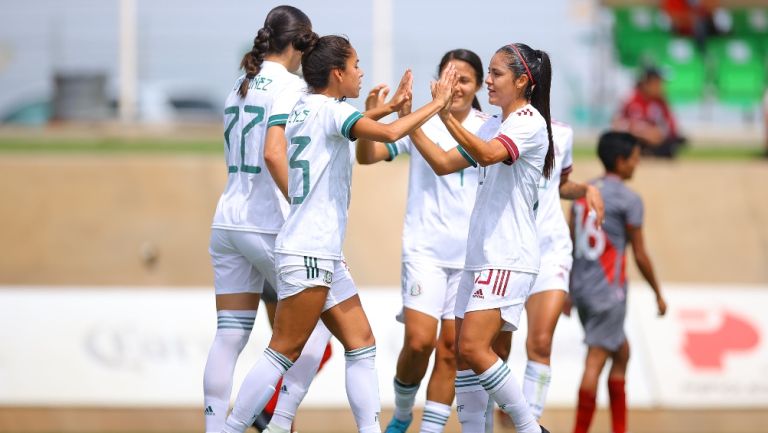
[456,145,477,167]
[385,142,399,161]
[341,111,364,140]
[267,114,289,127]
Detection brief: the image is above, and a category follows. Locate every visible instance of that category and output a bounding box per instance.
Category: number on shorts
[288,136,311,204]
[573,201,605,260]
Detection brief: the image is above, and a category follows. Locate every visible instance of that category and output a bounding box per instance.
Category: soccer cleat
[384,416,412,433]
[540,426,550,433]
[264,423,290,433]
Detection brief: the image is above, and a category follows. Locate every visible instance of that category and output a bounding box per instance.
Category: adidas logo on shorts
[472,288,484,299]
[204,405,215,416]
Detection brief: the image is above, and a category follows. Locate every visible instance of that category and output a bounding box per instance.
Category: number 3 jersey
[570,175,644,311]
[274,94,363,260]
[211,61,306,234]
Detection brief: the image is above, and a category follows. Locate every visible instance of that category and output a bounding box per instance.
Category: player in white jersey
[486,117,604,428]
[203,7,332,433]
[356,49,488,433]
[409,43,555,433]
[221,35,458,433]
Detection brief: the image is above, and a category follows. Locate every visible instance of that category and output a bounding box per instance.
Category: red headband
[508,44,535,86]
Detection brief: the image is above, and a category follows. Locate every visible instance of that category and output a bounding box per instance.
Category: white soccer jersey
[535,120,574,259]
[211,61,306,234]
[467,104,548,273]
[386,109,489,269]
[274,94,363,260]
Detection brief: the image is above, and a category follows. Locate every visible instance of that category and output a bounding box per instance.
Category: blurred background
[0,0,766,432]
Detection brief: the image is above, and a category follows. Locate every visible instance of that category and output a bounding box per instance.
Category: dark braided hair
[497,43,554,179]
[438,49,484,111]
[238,5,316,98]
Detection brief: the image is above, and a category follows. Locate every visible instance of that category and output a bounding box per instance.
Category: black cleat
[540,426,551,433]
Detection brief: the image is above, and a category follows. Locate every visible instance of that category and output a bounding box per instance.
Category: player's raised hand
[365,84,390,111]
[585,185,605,229]
[397,92,413,118]
[430,63,457,112]
[387,69,413,113]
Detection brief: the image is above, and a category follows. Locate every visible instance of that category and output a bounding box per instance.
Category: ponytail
[236,5,314,98]
[531,49,554,179]
[238,26,271,98]
[471,96,482,111]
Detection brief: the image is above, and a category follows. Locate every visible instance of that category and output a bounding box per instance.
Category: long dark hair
[438,49,483,111]
[301,35,353,92]
[238,5,317,98]
[497,43,554,179]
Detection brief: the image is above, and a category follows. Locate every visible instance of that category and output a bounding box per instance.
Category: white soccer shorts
[275,254,357,312]
[209,229,277,295]
[529,253,572,296]
[397,261,461,322]
[454,269,537,332]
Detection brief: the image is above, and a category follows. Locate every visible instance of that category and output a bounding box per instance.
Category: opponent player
[203,7,337,433]
[356,49,488,433]
[569,131,667,433]
[221,35,458,433]
[409,42,555,433]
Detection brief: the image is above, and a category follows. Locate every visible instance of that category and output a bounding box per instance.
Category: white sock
[345,346,382,433]
[478,359,539,433]
[264,423,290,433]
[455,369,489,432]
[523,360,552,420]
[202,310,256,433]
[484,397,495,433]
[222,348,293,433]
[420,400,451,433]
[392,377,420,421]
[271,322,333,430]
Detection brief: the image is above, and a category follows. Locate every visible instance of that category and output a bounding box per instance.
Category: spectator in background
[662,0,721,51]
[612,67,686,158]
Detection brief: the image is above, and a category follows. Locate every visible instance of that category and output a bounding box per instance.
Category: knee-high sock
[608,378,627,433]
[270,322,333,429]
[420,400,451,433]
[202,310,256,433]
[222,348,293,433]
[523,360,552,420]
[478,359,539,433]
[573,388,596,433]
[345,346,382,433]
[455,369,488,432]
[392,377,420,421]
[484,396,495,433]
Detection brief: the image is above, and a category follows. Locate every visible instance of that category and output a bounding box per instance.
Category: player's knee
[457,337,486,369]
[526,331,553,361]
[405,331,436,358]
[492,334,512,361]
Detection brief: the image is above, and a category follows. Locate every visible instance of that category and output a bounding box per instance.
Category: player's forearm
[635,252,661,296]
[558,180,588,200]
[409,127,461,175]
[383,100,442,142]
[440,113,499,166]
[363,104,394,121]
[265,155,289,200]
[356,138,386,165]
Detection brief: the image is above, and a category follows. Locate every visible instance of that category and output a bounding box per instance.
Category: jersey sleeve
[494,112,546,164]
[330,101,364,141]
[561,125,574,176]
[626,193,644,228]
[385,137,411,161]
[268,80,306,127]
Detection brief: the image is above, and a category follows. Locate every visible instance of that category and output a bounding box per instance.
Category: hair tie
[508,44,535,86]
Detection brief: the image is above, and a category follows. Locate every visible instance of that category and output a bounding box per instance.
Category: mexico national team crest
[323,270,333,285]
[410,282,422,297]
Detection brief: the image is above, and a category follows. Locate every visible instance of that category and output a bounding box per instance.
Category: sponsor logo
[680,310,760,370]
[410,282,422,297]
[204,405,215,416]
[472,288,484,299]
[323,270,333,285]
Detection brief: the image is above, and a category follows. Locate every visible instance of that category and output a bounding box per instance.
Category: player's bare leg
[457,309,541,433]
[607,341,630,433]
[573,346,610,433]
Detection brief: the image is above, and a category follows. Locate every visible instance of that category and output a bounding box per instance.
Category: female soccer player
[203,7,333,433]
[356,49,488,433]
[221,35,457,433]
[408,42,555,433]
